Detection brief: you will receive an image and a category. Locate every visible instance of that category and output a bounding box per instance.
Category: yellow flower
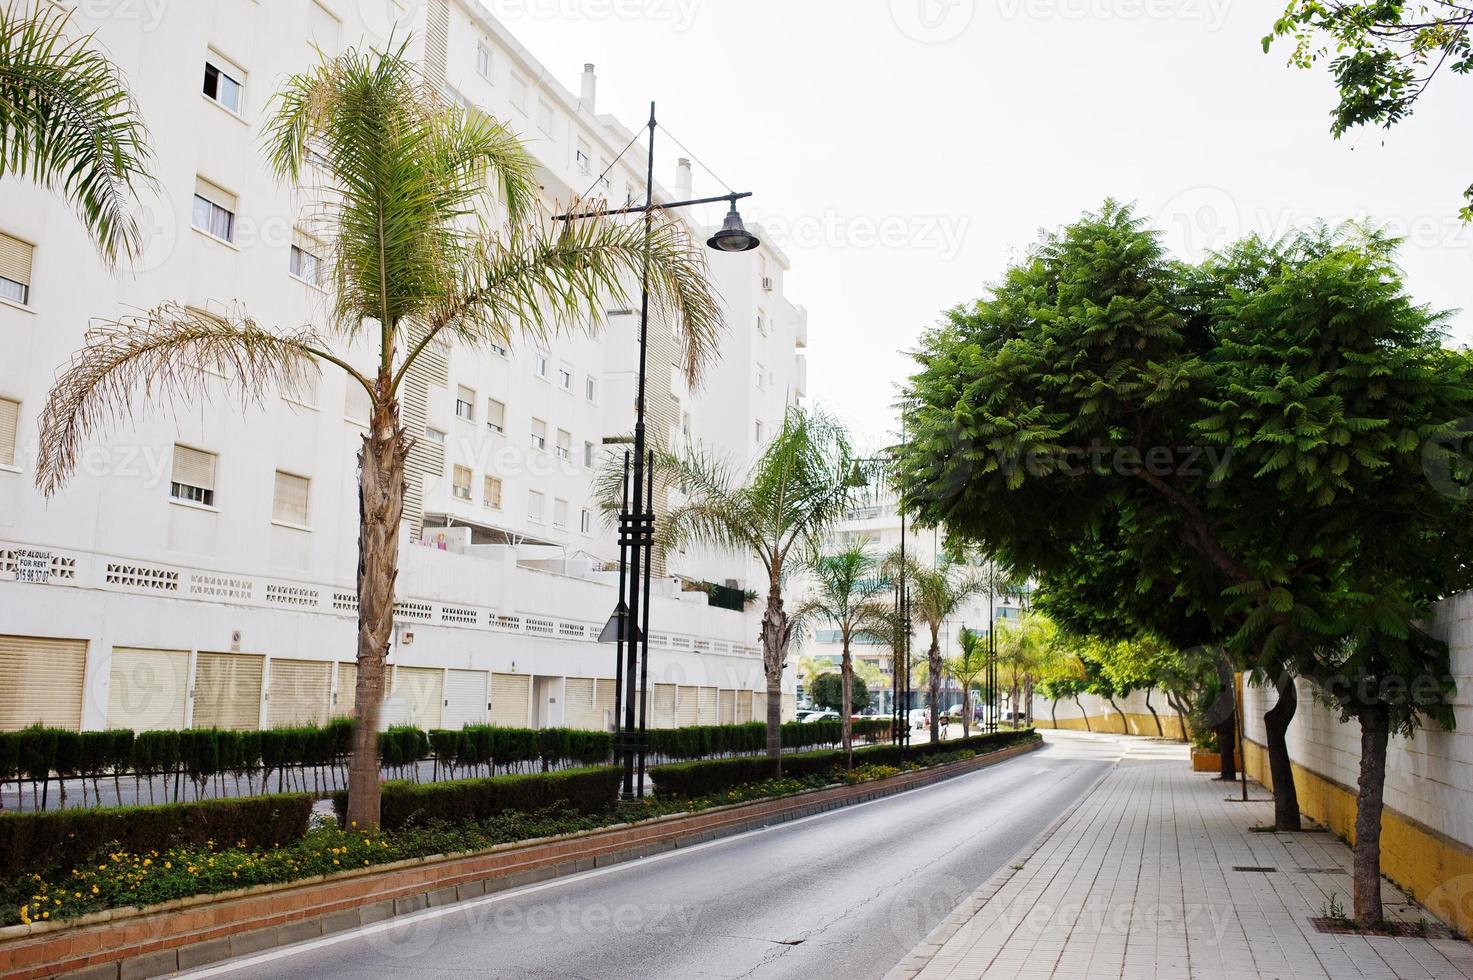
[91,886,99,895]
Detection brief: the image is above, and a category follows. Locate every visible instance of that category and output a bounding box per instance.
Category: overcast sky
[505,0,1473,447]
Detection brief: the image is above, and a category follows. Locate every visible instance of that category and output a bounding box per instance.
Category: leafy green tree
[886,555,984,743]
[944,628,989,735]
[996,613,1057,726]
[619,406,857,773]
[1266,2,1473,218]
[0,0,153,264]
[898,202,1473,925]
[35,44,722,829]
[811,672,870,715]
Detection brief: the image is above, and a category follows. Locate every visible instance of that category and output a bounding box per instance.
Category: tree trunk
[760,581,788,777]
[1048,699,1057,728]
[1106,695,1129,735]
[1074,694,1091,731]
[927,633,942,744]
[840,641,854,769]
[1165,690,1190,742]
[1143,688,1164,737]
[1352,702,1390,929]
[1212,650,1237,780]
[1264,670,1302,832]
[345,400,408,831]
[1216,714,1237,780]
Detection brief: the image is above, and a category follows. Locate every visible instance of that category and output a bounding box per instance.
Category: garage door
[564,678,597,730]
[752,691,768,725]
[698,687,719,725]
[595,679,617,730]
[334,662,357,717]
[490,673,530,727]
[267,659,330,728]
[736,690,753,724]
[718,689,736,725]
[393,666,443,730]
[782,692,797,722]
[675,685,699,727]
[652,684,677,729]
[443,669,488,729]
[108,647,188,731]
[193,652,264,730]
[0,636,86,731]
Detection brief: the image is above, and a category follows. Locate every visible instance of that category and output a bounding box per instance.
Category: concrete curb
[0,738,1042,980]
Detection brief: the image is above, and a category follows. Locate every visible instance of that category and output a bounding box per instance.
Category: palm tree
[996,613,1056,727]
[615,406,856,773]
[0,1,153,264]
[944,628,989,736]
[798,543,889,766]
[34,44,721,829]
[891,557,983,743]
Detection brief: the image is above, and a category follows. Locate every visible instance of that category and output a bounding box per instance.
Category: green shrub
[0,794,313,878]
[333,766,622,830]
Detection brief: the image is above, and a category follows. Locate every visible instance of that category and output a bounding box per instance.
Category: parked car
[801,710,839,723]
[907,708,930,729]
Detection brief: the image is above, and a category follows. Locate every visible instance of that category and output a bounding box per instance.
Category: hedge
[649,730,1039,798]
[333,767,623,831]
[0,793,313,878]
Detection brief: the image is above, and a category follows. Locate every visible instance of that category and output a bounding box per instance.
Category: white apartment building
[0,0,801,735]
[804,489,1025,711]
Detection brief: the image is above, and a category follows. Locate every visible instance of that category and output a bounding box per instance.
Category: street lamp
[561,103,758,801]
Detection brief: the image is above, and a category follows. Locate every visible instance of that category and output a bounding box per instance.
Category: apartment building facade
[0,0,801,734]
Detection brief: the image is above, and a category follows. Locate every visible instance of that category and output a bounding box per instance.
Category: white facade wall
[0,0,798,731]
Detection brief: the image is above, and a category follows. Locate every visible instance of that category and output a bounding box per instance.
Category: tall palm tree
[944,628,989,736]
[34,44,721,829]
[613,406,856,773]
[0,1,153,264]
[798,542,889,766]
[996,613,1057,727]
[890,557,983,743]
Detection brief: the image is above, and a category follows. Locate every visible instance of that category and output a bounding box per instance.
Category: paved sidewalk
[887,731,1473,980]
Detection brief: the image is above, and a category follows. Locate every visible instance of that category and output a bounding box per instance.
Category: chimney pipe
[580,63,596,114]
[675,157,692,199]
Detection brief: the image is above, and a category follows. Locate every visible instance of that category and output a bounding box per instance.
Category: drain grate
[1233,866,1278,873]
[1295,867,1348,875]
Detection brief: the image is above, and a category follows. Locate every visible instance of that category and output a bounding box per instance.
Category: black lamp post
[563,102,757,800]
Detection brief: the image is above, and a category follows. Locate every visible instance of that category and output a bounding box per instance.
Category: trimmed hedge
[333,766,623,830]
[649,730,1039,798]
[0,793,313,878]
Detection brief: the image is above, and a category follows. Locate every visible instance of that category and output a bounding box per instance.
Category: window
[455,385,475,422]
[489,339,508,357]
[0,233,32,306]
[171,445,217,506]
[681,412,691,441]
[485,398,505,433]
[528,490,545,523]
[536,99,553,134]
[289,231,322,286]
[583,441,595,469]
[308,1,340,54]
[558,365,573,391]
[483,475,502,509]
[285,370,319,408]
[757,311,767,337]
[576,139,591,175]
[754,420,763,444]
[0,397,18,467]
[580,509,591,534]
[476,42,493,79]
[510,73,528,110]
[755,363,766,390]
[192,178,236,242]
[555,429,571,460]
[585,375,597,402]
[534,351,549,378]
[452,465,472,500]
[202,53,244,114]
[272,471,310,526]
[553,498,568,529]
[344,383,371,425]
[424,427,446,445]
[530,418,546,451]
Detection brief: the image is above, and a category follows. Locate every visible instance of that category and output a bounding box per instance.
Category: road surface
[182,731,1123,980]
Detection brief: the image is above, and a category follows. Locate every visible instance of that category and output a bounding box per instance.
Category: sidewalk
[887,731,1473,980]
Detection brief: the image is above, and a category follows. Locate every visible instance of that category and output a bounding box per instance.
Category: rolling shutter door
[193,652,263,730]
[107,647,188,731]
[718,690,736,725]
[334,662,357,716]
[393,666,443,730]
[490,673,530,727]
[698,687,719,726]
[595,679,617,730]
[675,686,699,727]
[443,669,488,728]
[267,659,330,727]
[782,692,797,723]
[0,636,86,731]
[564,678,597,730]
[652,684,677,729]
[752,691,767,725]
[736,690,753,724]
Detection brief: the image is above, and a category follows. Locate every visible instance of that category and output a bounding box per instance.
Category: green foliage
[810,672,871,713]
[0,794,312,879]
[334,767,622,831]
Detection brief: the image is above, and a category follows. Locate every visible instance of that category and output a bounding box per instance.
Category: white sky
[505,0,1473,445]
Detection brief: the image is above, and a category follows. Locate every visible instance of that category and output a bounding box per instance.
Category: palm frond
[0,0,154,265]
[36,303,325,495]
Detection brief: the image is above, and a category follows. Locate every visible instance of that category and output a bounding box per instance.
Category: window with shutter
[486,398,505,433]
[171,445,217,505]
[289,230,323,286]
[202,53,245,114]
[191,652,264,730]
[528,490,544,522]
[272,471,310,526]
[192,178,236,242]
[0,398,18,467]
[455,385,475,421]
[452,465,472,500]
[0,233,33,305]
[553,498,568,528]
[483,475,502,509]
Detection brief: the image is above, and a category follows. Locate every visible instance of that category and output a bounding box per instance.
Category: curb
[2,739,1042,980]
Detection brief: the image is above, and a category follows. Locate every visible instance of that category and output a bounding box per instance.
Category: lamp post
[566,102,758,801]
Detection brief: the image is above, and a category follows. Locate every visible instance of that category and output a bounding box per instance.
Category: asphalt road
[182,732,1123,980]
